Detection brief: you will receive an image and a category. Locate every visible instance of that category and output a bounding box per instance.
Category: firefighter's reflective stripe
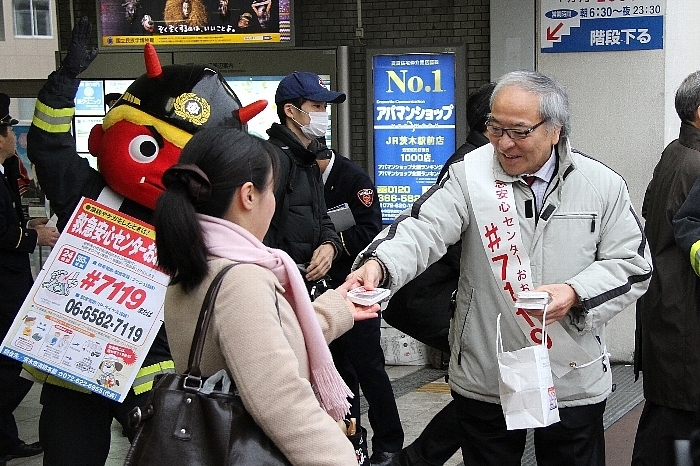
[131,360,175,395]
[21,360,175,395]
[32,100,74,133]
[21,365,90,393]
[690,239,700,277]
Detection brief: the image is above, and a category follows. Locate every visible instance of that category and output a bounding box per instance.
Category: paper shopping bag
[496,313,560,430]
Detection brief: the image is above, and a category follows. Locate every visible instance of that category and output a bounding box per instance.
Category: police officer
[0,93,58,466]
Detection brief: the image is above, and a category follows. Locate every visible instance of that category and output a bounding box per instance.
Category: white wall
[538,52,665,214]
[0,0,59,80]
[491,0,700,363]
[490,0,535,80]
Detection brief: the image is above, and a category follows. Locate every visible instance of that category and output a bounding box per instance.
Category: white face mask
[292,105,328,139]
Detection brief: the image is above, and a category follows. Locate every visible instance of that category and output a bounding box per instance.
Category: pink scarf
[198,214,352,420]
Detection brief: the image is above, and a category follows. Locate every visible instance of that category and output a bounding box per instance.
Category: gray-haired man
[350,70,652,466]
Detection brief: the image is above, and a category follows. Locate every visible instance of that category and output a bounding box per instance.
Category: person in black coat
[673,176,700,466]
[317,145,404,466]
[633,71,700,466]
[263,72,343,284]
[0,93,59,465]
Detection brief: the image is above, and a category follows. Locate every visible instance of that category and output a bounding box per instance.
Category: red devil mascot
[26,17,265,465]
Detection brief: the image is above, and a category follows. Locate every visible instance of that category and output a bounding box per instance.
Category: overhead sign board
[541,0,664,53]
[98,0,292,47]
[372,53,456,224]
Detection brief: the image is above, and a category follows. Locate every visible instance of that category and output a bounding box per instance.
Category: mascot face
[88,119,184,209]
[86,44,266,211]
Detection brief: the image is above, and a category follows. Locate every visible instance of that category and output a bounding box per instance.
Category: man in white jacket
[351,70,652,466]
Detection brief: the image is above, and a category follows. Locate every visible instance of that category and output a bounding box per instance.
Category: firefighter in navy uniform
[26,18,264,466]
[316,143,404,466]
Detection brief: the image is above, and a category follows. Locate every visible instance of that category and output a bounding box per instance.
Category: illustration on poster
[97,354,124,389]
[41,270,79,296]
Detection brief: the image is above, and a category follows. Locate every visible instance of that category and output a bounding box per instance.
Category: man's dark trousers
[0,266,34,457]
[452,392,606,466]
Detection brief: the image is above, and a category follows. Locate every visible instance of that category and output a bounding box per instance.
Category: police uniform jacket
[322,152,382,285]
[0,156,36,332]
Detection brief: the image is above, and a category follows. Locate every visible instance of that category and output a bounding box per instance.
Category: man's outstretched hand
[59,16,98,78]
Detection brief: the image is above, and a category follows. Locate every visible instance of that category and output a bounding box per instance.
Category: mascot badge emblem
[174,93,211,126]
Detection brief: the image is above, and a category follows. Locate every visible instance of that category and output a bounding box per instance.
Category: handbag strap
[186,263,239,378]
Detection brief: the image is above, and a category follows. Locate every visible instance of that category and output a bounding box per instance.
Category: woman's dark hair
[154,126,279,292]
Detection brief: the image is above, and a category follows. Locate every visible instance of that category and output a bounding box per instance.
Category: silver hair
[675,70,700,123]
[490,70,571,140]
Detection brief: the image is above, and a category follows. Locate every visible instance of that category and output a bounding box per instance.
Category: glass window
[13,0,51,37]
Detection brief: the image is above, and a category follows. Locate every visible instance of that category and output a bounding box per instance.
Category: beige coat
[165,257,357,465]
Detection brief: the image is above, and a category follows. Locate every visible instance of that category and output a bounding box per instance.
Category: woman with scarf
[153,126,380,465]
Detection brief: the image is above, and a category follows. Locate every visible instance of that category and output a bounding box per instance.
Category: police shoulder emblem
[357,188,374,207]
[174,93,211,126]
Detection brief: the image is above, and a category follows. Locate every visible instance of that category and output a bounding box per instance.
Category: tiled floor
[9,382,131,466]
[7,364,642,466]
[8,365,459,466]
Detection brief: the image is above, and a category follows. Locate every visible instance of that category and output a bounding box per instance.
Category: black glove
[58,16,98,78]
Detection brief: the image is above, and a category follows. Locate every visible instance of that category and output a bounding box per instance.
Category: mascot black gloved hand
[26,17,266,466]
[57,16,98,78]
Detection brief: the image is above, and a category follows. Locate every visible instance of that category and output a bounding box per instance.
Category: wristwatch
[365,251,390,288]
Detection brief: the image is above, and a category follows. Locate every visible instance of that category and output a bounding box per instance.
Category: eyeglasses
[486,119,546,140]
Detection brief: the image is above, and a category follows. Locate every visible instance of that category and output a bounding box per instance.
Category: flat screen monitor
[73,79,136,169]
[225,75,333,146]
[225,75,282,139]
[72,75,334,168]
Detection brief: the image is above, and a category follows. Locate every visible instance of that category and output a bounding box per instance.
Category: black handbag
[124,264,291,466]
[346,423,370,466]
[297,263,333,301]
